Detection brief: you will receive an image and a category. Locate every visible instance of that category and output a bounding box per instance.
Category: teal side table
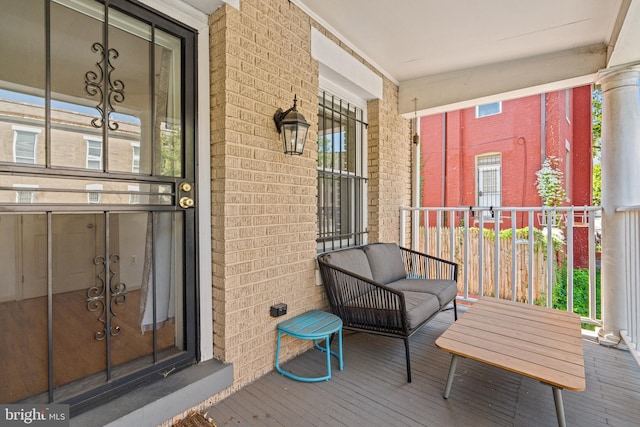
[275,310,343,382]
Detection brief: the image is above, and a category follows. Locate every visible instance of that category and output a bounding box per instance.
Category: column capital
[597,62,640,91]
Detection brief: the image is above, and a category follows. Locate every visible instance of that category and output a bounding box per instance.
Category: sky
[0,89,140,124]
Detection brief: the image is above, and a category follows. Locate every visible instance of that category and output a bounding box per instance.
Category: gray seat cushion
[322,248,373,280]
[403,291,440,329]
[387,278,458,307]
[363,243,406,284]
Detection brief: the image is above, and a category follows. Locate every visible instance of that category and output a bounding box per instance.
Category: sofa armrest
[399,246,458,282]
[317,256,409,334]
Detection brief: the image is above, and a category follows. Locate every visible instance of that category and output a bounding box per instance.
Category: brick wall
[205,0,411,404]
[368,79,412,243]
[420,88,592,230]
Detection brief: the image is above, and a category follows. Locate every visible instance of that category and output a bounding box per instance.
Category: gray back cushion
[363,243,407,284]
[323,248,373,280]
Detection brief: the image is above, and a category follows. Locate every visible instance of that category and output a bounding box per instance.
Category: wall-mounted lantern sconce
[274,95,310,155]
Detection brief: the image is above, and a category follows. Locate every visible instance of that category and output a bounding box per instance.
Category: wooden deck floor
[205,307,640,427]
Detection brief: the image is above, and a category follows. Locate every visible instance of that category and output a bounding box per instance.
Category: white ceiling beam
[607,0,640,67]
[399,44,607,117]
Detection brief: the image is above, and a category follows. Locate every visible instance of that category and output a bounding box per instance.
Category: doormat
[173,412,217,427]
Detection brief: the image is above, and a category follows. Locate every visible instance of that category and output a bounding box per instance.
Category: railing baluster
[463,209,469,300]
[478,213,484,298]
[528,210,534,305]
[399,206,603,328]
[411,211,420,250]
[424,210,429,254]
[546,209,554,308]
[511,209,516,301]
[588,209,597,323]
[566,209,574,313]
[635,210,640,351]
[436,211,442,258]
[494,210,500,299]
[449,209,455,263]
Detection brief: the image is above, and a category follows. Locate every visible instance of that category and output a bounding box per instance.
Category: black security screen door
[0,0,197,414]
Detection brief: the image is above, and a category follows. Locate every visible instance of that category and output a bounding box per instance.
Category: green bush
[553,265,601,320]
[499,226,565,252]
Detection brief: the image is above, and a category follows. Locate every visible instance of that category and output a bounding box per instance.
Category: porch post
[411,116,421,249]
[597,65,640,345]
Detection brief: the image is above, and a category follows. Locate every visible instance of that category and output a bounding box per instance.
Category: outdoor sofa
[316,242,459,382]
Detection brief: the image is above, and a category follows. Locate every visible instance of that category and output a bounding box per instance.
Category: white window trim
[13,184,38,204]
[86,183,103,204]
[128,184,140,204]
[313,25,381,253]
[319,78,369,175]
[475,154,502,216]
[12,126,41,164]
[317,84,369,249]
[312,27,383,100]
[85,137,103,170]
[131,143,140,173]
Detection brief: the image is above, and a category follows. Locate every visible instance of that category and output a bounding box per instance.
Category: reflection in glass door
[0,0,197,413]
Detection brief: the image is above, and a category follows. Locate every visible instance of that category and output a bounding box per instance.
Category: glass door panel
[0,214,49,403]
[106,8,151,175]
[0,2,46,167]
[0,211,191,404]
[51,213,107,393]
[110,212,184,372]
[0,0,196,412]
[153,29,183,178]
[50,1,104,170]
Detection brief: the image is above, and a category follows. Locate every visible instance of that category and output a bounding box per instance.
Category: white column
[597,65,640,345]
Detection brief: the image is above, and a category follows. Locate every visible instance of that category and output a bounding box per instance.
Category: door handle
[179,197,194,208]
[178,182,195,209]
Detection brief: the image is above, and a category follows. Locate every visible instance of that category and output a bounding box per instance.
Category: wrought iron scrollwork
[87,254,127,341]
[84,42,125,131]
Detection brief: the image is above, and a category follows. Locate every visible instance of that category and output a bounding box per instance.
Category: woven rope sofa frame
[317,244,459,382]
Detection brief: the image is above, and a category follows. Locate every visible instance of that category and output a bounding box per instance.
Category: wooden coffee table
[435,297,585,427]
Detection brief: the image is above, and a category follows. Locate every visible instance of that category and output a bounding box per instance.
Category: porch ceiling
[293,0,640,116]
[182,1,640,116]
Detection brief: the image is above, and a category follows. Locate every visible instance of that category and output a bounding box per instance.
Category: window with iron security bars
[317,91,367,252]
[476,154,502,216]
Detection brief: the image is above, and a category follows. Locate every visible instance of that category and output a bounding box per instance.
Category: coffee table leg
[552,387,566,427]
[443,354,460,399]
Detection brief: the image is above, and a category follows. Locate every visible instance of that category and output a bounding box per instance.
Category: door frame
[139,0,214,364]
[0,0,210,414]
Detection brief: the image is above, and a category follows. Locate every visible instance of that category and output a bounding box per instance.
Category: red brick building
[420,85,593,265]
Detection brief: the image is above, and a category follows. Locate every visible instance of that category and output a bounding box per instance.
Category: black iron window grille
[477,154,502,216]
[317,91,367,252]
[84,42,125,131]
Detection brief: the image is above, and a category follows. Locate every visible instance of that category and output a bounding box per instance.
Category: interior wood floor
[0,288,174,403]
[206,306,640,427]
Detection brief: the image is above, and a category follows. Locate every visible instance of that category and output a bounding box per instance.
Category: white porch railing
[617,205,640,365]
[400,206,602,327]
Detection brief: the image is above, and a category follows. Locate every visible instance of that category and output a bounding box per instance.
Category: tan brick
[206,0,411,410]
